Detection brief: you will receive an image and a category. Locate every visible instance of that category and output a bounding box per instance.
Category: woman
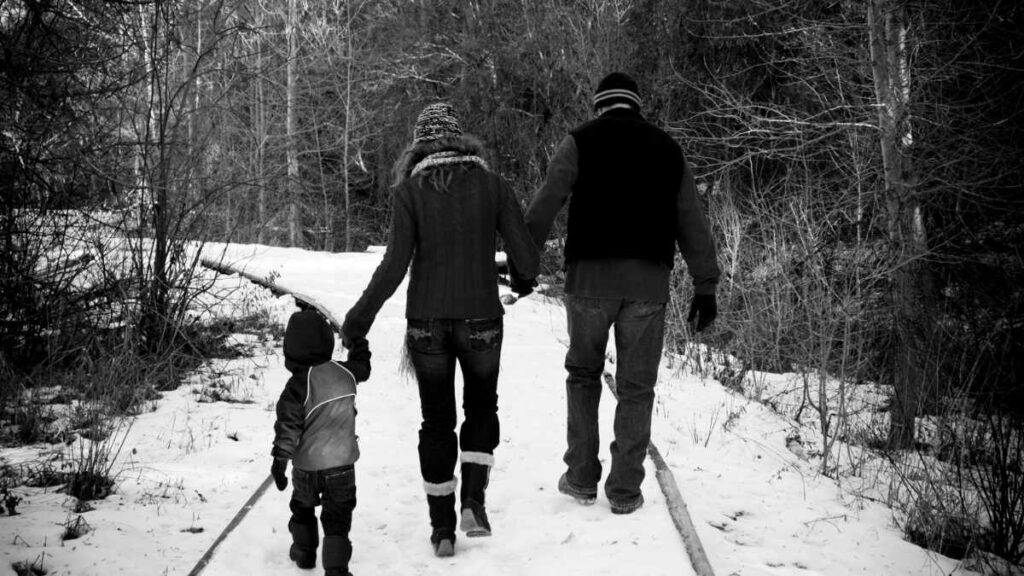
[341,103,539,558]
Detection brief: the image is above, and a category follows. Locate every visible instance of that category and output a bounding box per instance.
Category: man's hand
[271,457,289,491]
[687,293,717,332]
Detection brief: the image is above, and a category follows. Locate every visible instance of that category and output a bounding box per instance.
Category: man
[520,72,720,515]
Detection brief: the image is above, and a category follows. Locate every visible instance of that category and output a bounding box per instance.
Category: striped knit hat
[593,72,641,111]
[413,103,463,144]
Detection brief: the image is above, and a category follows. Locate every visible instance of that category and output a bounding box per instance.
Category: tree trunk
[286,0,300,247]
[189,0,202,205]
[141,0,170,350]
[868,0,930,449]
[254,19,267,245]
[342,0,352,252]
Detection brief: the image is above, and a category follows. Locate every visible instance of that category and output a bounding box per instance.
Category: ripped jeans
[406,318,503,488]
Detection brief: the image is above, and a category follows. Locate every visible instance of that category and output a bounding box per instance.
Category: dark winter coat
[342,135,539,342]
[566,108,684,267]
[525,108,720,301]
[273,310,369,471]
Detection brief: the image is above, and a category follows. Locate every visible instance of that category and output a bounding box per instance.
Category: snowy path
[0,243,979,576]
[199,245,695,576]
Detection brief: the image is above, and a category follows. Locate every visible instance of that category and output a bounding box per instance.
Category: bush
[11,555,47,576]
[900,491,977,560]
[60,515,92,541]
[0,483,21,515]
[889,348,1024,568]
[962,414,1024,565]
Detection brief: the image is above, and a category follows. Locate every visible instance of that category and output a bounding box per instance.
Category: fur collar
[393,134,489,185]
[411,151,488,177]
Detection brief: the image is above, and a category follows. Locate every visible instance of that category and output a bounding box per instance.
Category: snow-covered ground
[0,244,975,575]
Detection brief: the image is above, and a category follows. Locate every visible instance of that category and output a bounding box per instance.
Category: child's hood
[283,309,334,373]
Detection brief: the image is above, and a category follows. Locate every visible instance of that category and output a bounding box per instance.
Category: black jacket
[566,108,683,267]
[525,110,720,296]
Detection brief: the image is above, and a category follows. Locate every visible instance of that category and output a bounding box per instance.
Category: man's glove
[271,457,289,491]
[687,293,717,333]
[510,276,538,298]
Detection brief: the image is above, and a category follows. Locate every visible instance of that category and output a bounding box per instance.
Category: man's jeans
[406,318,503,487]
[563,295,665,504]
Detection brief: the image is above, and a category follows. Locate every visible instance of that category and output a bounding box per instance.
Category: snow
[0,243,976,576]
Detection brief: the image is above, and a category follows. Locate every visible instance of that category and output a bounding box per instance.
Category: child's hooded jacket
[273,310,365,471]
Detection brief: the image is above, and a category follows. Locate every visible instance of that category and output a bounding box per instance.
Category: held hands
[506,255,537,298]
[271,457,289,491]
[342,336,372,382]
[510,276,538,298]
[687,293,717,333]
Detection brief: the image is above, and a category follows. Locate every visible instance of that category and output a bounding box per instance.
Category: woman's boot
[426,491,456,557]
[459,455,493,537]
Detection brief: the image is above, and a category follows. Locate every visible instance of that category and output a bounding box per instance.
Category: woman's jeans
[406,317,503,489]
[562,295,666,504]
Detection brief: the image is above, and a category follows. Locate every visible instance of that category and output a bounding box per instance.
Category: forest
[2,0,1023,569]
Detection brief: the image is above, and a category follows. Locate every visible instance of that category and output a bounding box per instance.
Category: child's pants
[290,464,356,574]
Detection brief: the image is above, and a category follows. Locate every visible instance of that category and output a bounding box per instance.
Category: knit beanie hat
[413,103,463,144]
[593,72,641,111]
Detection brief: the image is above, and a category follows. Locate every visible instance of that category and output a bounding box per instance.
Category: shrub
[1,483,21,515]
[900,491,977,560]
[11,555,47,576]
[60,515,92,541]
[961,414,1024,565]
[60,417,131,501]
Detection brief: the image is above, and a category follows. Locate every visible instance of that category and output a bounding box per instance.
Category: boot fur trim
[460,451,494,467]
[423,478,458,496]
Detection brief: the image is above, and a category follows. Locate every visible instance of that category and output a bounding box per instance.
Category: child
[272,308,371,576]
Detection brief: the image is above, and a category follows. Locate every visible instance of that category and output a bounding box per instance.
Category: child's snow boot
[288,519,319,569]
[459,460,492,537]
[322,535,352,576]
[427,493,456,557]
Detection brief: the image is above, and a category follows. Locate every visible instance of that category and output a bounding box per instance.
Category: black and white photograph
[1,1,1022,575]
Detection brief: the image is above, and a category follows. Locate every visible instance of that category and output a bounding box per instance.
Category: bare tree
[285,0,300,246]
[867,0,929,448]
